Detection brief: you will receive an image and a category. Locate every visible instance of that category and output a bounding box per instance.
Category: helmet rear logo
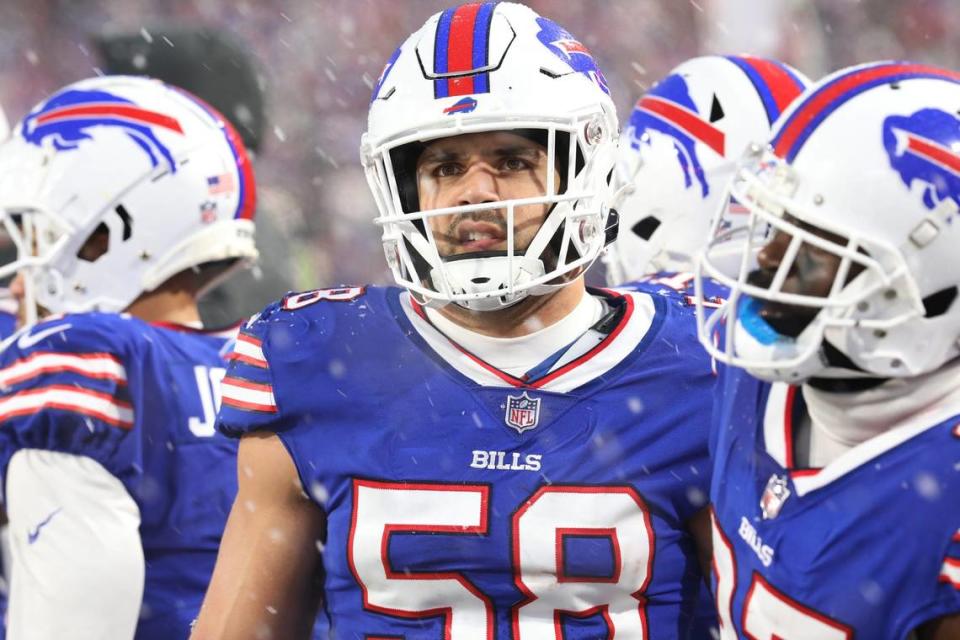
[22,88,183,173]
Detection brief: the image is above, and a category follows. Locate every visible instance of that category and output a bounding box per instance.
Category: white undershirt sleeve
[5,449,144,640]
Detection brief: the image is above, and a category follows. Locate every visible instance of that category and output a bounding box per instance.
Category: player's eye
[501,156,530,172]
[433,162,463,178]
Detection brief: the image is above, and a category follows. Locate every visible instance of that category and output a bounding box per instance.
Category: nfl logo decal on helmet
[504,391,541,433]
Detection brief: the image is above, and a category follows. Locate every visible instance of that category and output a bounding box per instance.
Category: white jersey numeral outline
[349,480,655,639]
[188,365,226,437]
[712,515,853,640]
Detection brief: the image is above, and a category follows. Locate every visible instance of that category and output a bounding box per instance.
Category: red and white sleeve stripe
[940,557,960,589]
[0,384,134,429]
[221,376,277,413]
[0,352,127,387]
[941,530,960,589]
[226,334,269,369]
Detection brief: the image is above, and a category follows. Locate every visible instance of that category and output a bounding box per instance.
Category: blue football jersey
[0,313,239,639]
[218,285,716,639]
[0,288,17,341]
[621,272,728,311]
[0,292,14,640]
[710,367,960,639]
[615,273,728,640]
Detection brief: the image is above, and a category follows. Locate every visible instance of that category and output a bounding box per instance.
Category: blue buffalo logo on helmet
[535,17,609,95]
[627,74,726,199]
[882,108,960,211]
[22,88,183,173]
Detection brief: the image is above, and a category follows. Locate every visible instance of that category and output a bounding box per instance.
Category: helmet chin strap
[430,252,547,312]
[806,341,890,392]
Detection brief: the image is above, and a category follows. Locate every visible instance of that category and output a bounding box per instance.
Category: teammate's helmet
[604,55,809,285]
[697,61,960,382]
[362,2,619,311]
[0,76,257,324]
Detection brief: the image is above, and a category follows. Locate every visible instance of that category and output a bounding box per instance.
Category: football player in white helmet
[0,75,257,639]
[698,61,960,639]
[605,55,809,297]
[197,3,718,639]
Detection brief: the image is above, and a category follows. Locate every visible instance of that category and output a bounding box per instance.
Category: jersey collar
[395,287,658,393]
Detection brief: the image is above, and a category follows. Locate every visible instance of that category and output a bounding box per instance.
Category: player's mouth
[455,220,507,252]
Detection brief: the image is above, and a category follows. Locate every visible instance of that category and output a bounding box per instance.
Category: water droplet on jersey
[310,482,330,506]
[686,486,707,507]
[328,359,346,378]
[858,579,884,605]
[627,397,644,414]
[914,472,941,501]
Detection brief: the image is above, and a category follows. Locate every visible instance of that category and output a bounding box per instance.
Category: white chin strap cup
[430,254,546,312]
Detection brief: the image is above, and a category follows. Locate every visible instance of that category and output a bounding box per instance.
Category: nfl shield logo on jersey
[505,392,541,434]
[760,474,791,520]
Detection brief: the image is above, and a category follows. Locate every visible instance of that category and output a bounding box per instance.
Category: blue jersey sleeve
[217,302,284,437]
[217,287,370,438]
[0,315,136,479]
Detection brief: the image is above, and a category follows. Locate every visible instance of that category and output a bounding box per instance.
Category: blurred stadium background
[0,0,956,317]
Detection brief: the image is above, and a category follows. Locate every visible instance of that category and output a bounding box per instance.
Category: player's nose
[756,230,791,272]
[456,164,500,207]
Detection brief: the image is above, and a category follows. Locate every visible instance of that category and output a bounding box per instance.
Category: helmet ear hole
[77,224,110,263]
[77,204,135,263]
[922,286,958,318]
[631,216,661,240]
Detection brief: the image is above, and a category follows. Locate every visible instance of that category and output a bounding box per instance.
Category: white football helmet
[0,75,258,324]
[697,61,960,382]
[362,2,619,311]
[604,55,809,285]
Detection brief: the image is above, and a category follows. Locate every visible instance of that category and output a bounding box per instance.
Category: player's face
[416,131,559,258]
[9,272,34,327]
[747,214,863,337]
